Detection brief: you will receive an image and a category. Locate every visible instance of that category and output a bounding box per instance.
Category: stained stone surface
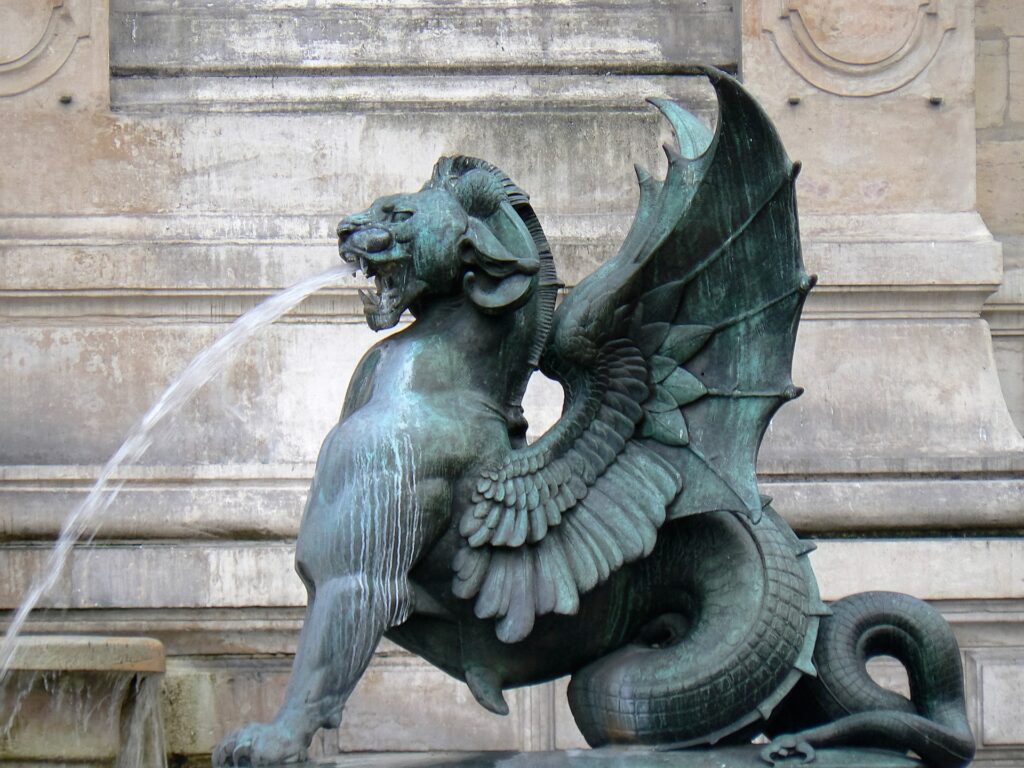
[311,748,921,767]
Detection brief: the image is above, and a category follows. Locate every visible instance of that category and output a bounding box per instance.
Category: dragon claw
[211,721,308,767]
[760,734,816,765]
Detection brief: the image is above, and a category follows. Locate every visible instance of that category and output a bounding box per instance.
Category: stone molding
[0,211,1002,305]
[0,0,92,97]
[109,0,738,77]
[761,0,958,96]
[3,538,1022,611]
[3,464,1024,540]
[12,601,1024,760]
[110,73,719,114]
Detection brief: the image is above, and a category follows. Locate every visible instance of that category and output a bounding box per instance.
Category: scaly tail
[567,506,825,747]
[764,591,975,768]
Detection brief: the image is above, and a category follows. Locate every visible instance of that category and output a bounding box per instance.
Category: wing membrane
[452,69,812,643]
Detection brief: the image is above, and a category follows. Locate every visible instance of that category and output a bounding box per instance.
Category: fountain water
[1,636,166,767]
[0,262,355,765]
[0,261,355,675]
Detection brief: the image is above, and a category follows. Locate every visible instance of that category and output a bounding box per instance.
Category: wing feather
[451,68,809,643]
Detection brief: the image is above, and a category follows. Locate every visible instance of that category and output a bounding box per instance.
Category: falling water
[0,262,356,675]
[1,669,166,767]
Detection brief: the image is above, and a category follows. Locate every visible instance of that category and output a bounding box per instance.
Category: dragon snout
[343,226,394,254]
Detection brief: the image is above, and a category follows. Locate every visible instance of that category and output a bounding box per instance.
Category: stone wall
[978,0,1024,432]
[0,0,1022,765]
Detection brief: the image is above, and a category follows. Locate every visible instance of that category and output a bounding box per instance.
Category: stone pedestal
[311,747,921,767]
[0,635,165,766]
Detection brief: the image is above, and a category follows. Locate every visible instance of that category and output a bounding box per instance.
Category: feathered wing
[453,69,813,643]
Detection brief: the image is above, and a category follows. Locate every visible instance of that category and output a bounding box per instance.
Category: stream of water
[0,262,356,676]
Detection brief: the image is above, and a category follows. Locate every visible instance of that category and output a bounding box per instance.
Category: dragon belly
[389,506,821,749]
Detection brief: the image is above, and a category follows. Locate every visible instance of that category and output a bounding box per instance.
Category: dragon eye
[391,210,414,223]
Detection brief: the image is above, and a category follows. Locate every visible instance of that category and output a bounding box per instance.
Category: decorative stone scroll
[0,0,91,97]
[762,0,956,96]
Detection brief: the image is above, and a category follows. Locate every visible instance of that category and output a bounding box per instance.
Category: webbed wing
[453,68,812,643]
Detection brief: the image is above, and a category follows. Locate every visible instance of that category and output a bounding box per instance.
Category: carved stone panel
[0,0,91,96]
[761,0,957,96]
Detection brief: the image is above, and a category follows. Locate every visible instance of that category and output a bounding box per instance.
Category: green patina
[213,69,974,768]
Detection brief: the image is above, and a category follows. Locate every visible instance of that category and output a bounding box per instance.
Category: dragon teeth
[358,288,379,309]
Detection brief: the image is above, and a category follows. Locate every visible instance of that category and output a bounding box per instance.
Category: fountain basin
[0,635,166,767]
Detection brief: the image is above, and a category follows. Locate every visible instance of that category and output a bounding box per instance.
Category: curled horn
[427,155,562,367]
[452,169,504,219]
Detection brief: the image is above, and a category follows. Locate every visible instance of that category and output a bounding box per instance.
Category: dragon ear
[461,217,539,313]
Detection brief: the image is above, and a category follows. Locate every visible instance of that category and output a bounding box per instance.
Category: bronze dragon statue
[213,69,975,767]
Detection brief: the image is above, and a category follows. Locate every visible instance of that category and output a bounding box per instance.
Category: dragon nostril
[349,226,394,253]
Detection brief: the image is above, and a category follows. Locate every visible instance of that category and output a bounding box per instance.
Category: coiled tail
[765,591,975,768]
[567,508,823,747]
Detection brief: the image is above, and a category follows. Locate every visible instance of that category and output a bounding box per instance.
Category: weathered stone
[980,661,1024,745]
[977,0,1024,38]
[7,634,164,673]
[1010,37,1024,123]
[743,0,977,214]
[762,319,1024,474]
[978,139,1024,234]
[977,38,1009,128]
[0,636,165,765]
[108,0,739,75]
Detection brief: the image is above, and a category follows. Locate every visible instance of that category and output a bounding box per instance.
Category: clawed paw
[760,734,816,765]
[212,721,308,767]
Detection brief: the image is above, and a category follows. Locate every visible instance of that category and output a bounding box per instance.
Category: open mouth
[345,249,411,331]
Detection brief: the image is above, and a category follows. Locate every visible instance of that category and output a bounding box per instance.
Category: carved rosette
[0,0,92,97]
[762,0,956,96]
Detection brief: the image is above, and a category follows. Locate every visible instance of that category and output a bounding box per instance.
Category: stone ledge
[0,212,1004,319]
[111,74,719,114]
[10,600,1024,657]
[309,747,920,767]
[1,539,1022,610]
[3,467,1023,540]
[7,634,165,673]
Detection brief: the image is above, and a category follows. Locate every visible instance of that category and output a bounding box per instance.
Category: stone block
[809,538,1024,601]
[7,634,164,673]
[0,321,364,466]
[978,139,1024,234]
[0,636,165,765]
[162,657,294,757]
[0,0,110,110]
[761,318,1024,474]
[1010,37,1024,123]
[0,106,692,217]
[980,661,1024,745]
[977,0,1024,38]
[977,38,1009,129]
[163,655,555,757]
[992,335,1024,432]
[742,0,977,214]
[109,0,738,75]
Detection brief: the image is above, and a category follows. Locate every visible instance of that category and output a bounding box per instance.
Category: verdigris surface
[213,70,975,768]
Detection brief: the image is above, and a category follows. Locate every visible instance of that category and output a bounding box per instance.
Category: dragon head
[338,157,558,333]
